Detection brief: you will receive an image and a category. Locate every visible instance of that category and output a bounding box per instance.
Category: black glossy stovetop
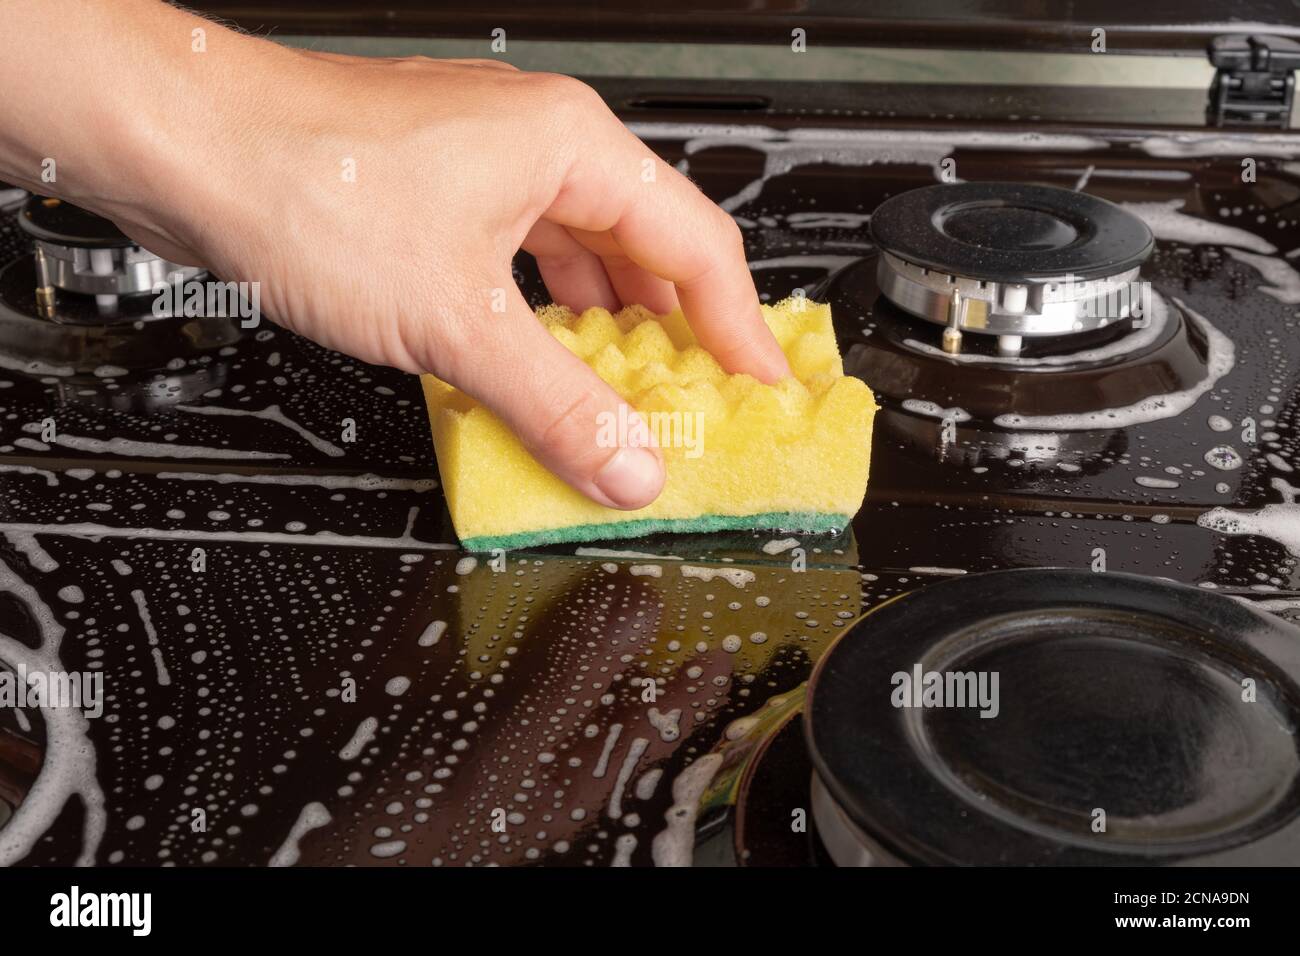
[1,120,1299,867]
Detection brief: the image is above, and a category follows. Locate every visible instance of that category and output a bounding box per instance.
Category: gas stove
[3,17,1300,872]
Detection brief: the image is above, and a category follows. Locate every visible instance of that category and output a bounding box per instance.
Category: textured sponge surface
[421,299,877,551]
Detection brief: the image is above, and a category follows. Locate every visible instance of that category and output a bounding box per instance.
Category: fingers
[544,108,791,383]
[525,220,678,316]
[447,281,665,510]
[601,253,680,316]
[522,220,619,313]
[672,230,791,383]
[561,226,680,315]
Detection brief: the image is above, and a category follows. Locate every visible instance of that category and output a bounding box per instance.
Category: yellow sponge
[421,299,876,551]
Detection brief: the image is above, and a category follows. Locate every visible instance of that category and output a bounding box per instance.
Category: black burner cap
[869,182,1154,282]
[806,569,1300,865]
[19,195,131,248]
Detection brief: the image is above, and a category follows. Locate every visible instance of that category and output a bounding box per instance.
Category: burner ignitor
[870,182,1155,355]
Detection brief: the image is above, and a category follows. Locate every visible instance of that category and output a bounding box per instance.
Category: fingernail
[593,446,664,509]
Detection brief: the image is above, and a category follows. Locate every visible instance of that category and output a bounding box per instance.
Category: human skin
[0,0,790,509]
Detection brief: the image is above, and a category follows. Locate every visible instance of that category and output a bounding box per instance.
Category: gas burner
[20,194,207,308]
[827,252,1213,435]
[0,196,246,380]
[801,570,1300,866]
[730,711,837,866]
[870,183,1154,355]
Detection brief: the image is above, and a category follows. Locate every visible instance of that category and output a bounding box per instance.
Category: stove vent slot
[625,93,770,112]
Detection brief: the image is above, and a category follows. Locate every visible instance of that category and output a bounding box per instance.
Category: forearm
[0,0,287,250]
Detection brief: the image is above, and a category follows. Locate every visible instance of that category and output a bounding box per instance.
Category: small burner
[823,250,1214,438]
[870,183,1154,354]
[20,195,205,307]
[731,712,837,866]
[803,570,1300,865]
[0,196,246,379]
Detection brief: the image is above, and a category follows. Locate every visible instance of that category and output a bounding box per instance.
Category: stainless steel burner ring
[34,239,205,297]
[876,252,1146,338]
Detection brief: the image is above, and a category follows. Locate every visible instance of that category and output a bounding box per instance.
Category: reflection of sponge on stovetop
[421,299,877,552]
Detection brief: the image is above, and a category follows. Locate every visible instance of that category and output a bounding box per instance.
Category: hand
[0,1,791,510]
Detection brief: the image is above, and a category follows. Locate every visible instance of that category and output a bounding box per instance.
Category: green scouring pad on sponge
[420,298,877,552]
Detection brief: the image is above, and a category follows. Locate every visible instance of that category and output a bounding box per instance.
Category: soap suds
[1225,248,1300,304]
[0,463,59,486]
[0,558,106,866]
[681,565,755,589]
[176,404,345,457]
[576,547,684,560]
[647,707,682,742]
[0,517,453,553]
[157,470,435,492]
[269,802,331,867]
[635,768,664,802]
[21,424,288,460]
[611,833,638,867]
[592,723,623,778]
[650,753,723,867]
[994,302,1232,431]
[1138,135,1300,160]
[130,589,171,687]
[417,619,447,647]
[608,737,650,819]
[1199,478,1300,556]
[902,399,972,422]
[4,530,59,572]
[339,717,379,760]
[1122,199,1276,253]
[762,537,801,555]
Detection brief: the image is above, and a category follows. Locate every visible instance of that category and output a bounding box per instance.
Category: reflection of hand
[414,568,734,866]
[0,0,791,510]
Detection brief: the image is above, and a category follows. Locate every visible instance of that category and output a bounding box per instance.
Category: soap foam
[993,301,1233,431]
[0,558,106,866]
[649,753,723,867]
[268,802,332,867]
[339,717,379,761]
[176,404,345,458]
[681,565,756,589]
[1122,200,1276,254]
[1138,135,1299,159]
[1224,249,1300,304]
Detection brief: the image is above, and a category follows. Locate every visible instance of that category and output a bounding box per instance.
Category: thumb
[447,285,666,511]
